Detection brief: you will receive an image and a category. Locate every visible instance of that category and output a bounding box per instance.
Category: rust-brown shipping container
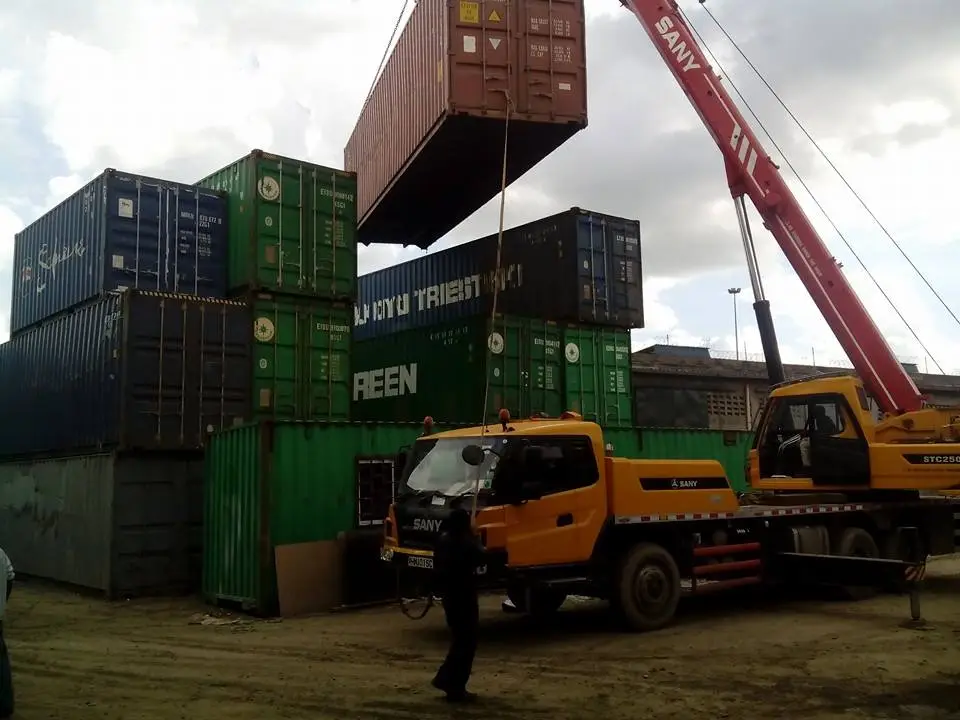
[345,0,588,249]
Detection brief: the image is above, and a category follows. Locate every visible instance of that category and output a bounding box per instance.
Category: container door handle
[556,513,573,527]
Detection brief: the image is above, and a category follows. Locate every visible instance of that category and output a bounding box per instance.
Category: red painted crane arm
[620,0,923,415]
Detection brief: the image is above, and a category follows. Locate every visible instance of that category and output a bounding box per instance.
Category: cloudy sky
[1,0,959,372]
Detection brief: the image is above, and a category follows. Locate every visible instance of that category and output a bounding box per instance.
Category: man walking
[431,508,486,703]
[0,546,13,719]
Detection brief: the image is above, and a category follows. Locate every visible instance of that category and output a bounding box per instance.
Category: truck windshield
[402,436,506,497]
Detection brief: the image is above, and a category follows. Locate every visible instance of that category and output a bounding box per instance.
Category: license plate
[407,555,434,570]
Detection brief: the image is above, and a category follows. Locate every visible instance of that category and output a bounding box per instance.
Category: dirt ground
[4,557,960,720]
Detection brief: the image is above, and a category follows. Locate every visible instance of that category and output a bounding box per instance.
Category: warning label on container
[463,35,477,53]
[118,197,134,219]
[489,37,501,50]
[459,1,479,23]
[488,9,501,22]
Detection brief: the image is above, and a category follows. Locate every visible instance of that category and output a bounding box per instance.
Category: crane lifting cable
[472,95,513,523]
[681,3,946,374]
[361,0,411,111]
[699,2,960,337]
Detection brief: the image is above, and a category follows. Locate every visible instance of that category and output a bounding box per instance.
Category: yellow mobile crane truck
[382,376,959,631]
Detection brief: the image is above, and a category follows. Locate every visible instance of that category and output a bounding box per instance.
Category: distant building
[631,344,960,430]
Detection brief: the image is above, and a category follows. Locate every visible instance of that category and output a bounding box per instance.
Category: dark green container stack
[202,421,753,613]
[198,149,357,421]
[351,315,633,427]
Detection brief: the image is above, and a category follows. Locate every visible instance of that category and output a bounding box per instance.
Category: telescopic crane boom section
[621,0,925,415]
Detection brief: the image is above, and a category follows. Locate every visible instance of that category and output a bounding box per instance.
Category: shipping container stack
[351,207,645,428]
[0,168,246,599]
[195,149,357,423]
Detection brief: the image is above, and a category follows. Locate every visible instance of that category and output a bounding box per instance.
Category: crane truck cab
[749,373,960,493]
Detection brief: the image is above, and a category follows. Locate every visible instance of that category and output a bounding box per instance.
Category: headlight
[380,548,395,562]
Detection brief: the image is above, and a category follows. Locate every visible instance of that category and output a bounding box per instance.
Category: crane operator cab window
[756,393,870,486]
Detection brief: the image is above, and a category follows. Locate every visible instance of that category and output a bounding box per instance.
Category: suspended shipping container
[0,290,251,459]
[351,315,634,426]
[354,207,643,340]
[203,420,461,614]
[345,0,588,248]
[249,293,352,421]
[197,149,358,299]
[0,450,205,597]
[11,169,229,335]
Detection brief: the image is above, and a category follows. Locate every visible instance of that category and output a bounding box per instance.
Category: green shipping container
[198,149,357,299]
[202,420,462,613]
[251,293,352,421]
[604,427,755,492]
[351,316,633,426]
[562,325,633,427]
[202,422,753,612]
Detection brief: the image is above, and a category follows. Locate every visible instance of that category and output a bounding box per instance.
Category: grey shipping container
[0,290,251,459]
[344,0,588,248]
[0,450,204,598]
[354,207,643,340]
[11,168,229,335]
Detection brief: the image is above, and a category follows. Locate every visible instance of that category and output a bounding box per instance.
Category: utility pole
[728,287,742,360]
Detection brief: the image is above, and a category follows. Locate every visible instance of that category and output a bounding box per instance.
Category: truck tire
[835,527,880,601]
[615,542,681,632]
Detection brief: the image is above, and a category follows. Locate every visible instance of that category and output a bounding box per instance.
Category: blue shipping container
[354,207,644,340]
[0,290,251,459]
[11,169,228,334]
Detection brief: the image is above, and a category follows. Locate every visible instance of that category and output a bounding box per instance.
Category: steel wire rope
[361,0,411,112]
[680,3,945,373]
[471,97,513,523]
[699,2,960,341]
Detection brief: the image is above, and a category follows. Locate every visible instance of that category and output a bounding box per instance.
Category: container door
[526,319,564,417]
[486,316,526,422]
[302,304,352,421]
[575,212,643,327]
[598,329,634,427]
[306,167,358,301]
[252,297,300,420]
[254,158,312,295]
[562,325,600,422]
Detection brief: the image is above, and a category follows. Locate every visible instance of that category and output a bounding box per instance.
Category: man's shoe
[444,690,478,704]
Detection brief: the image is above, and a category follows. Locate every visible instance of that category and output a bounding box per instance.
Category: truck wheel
[506,587,567,617]
[835,527,880,601]
[616,542,681,632]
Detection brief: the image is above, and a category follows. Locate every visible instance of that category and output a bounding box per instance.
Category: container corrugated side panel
[7,294,122,458]
[202,424,263,608]
[10,170,228,335]
[122,292,252,450]
[344,0,446,237]
[0,453,115,592]
[251,295,352,421]
[574,211,643,328]
[354,238,496,340]
[198,150,358,300]
[352,318,488,423]
[635,428,754,492]
[346,0,588,248]
[11,172,107,336]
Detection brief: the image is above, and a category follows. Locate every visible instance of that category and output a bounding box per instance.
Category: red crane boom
[621,0,924,415]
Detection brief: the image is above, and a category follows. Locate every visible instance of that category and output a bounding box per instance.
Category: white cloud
[0,0,958,379]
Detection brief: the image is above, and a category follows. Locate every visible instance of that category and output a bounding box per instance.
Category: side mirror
[461,444,485,466]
